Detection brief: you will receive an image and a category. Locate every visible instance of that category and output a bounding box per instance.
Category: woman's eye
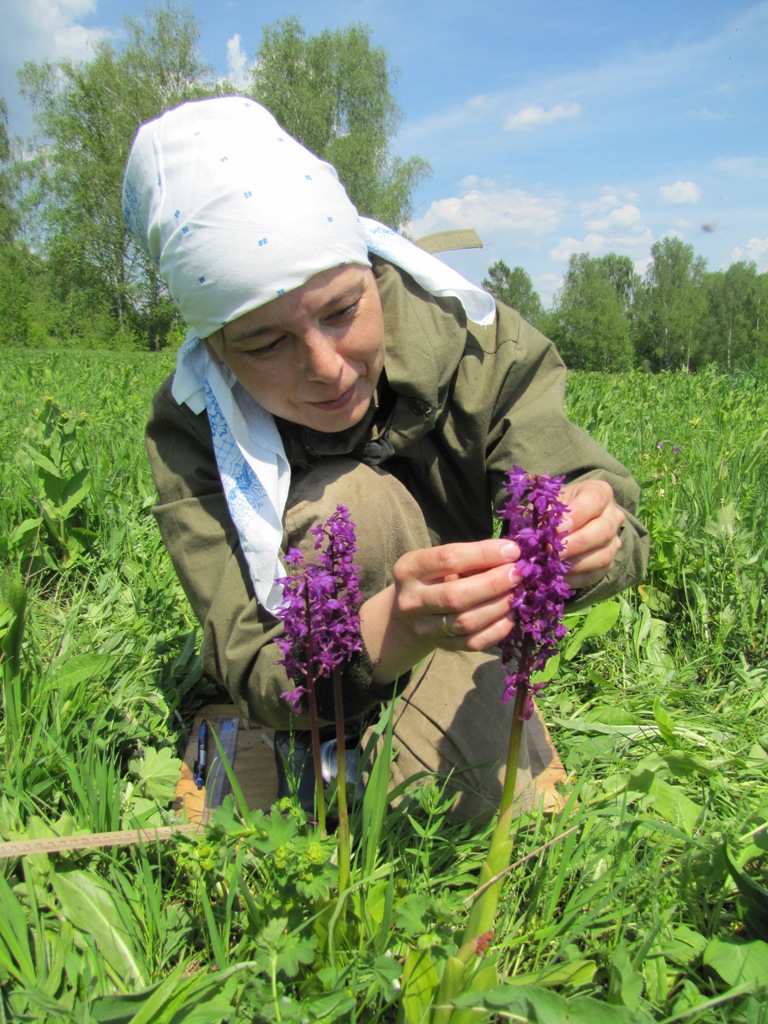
[246,336,285,357]
[327,301,358,322]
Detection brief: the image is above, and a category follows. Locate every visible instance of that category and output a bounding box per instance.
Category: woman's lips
[307,383,357,411]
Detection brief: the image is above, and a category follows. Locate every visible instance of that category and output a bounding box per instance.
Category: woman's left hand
[558,479,625,591]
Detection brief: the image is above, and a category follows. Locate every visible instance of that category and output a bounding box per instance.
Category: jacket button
[410,398,432,416]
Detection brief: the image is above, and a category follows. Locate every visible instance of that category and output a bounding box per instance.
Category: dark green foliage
[546,253,634,370]
[249,17,430,227]
[634,237,708,371]
[17,4,214,351]
[0,97,20,246]
[703,261,768,373]
[481,259,544,327]
[487,242,767,375]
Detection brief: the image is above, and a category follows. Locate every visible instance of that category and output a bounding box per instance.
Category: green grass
[1,352,767,1022]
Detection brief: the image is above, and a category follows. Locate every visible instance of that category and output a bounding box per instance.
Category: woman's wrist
[359,586,430,685]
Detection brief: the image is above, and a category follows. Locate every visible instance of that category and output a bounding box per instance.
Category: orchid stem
[306,673,327,836]
[332,665,350,895]
[455,684,527,962]
[430,686,528,1024]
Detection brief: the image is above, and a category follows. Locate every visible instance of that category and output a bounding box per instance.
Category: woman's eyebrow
[226,322,276,345]
[225,283,365,345]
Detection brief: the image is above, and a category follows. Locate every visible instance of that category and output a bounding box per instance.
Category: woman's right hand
[359,538,522,684]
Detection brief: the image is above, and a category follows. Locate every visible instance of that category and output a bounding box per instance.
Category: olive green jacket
[146,258,649,728]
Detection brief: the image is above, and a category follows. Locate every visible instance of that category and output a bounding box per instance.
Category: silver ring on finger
[441,614,459,638]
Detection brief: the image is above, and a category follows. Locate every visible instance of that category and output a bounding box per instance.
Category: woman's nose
[302,329,343,380]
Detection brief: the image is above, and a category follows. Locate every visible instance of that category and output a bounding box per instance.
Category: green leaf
[582,706,643,726]
[59,465,92,517]
[702,937,768,988]
[564,601,621,659]
[608,946,644,1009]
[50,869,148,987]
[452,983,656,1022]
[661,924,708,967]
[662,750,721,779]
[400,946,439,1024]
[724,847,768,940]
[23,444,64,479]
[8,517,43,548]
[652,696,676,744]
[628,769,703,835]
[128,746,182,803]
[505,960,597,989]
[0,872,35,985]
[51,652,118,689]
[89,964,239,1024]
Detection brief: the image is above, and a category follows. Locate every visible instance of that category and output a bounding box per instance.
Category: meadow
[1,351,767,1023]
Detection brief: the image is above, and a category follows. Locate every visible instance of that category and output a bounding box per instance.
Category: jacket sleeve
[145,376,387,729]
[482,303,649,609]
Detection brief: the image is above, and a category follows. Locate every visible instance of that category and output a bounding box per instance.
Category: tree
[702,262,768,372]
[0,96,42,346]
[18,4,215,348]
[634,237,707,371]
[0,97,20,246]
[594,253,640,314]
[547,253,634,371]
[249,18,430,227]
[481,259,543,326]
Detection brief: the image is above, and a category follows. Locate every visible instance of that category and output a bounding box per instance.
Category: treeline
[483,246,768,374]
[0,5,429,351]
[1,3,765,374]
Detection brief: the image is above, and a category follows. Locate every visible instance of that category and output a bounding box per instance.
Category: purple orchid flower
[276,506,362,712]
[497,467,572,718]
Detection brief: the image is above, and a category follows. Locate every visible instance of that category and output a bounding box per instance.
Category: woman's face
[206,264,385,434]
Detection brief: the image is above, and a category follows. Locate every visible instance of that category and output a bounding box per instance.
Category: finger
[436,590,516,641]
[437,603,517,653]
[558,480,614,533]
[565,533,623,589]
[394,538,520,586]
[407,561,522,621]
[560,505,625,561]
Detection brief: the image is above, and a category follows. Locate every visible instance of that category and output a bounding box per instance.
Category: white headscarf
[123,96,494,610]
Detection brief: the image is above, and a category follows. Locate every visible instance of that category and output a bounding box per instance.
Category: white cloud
[226,33,251,86]
[1,0,107,132]
[549,194,653,263]
[660,180,702,205]
[580,188,640,217]
[407,181,564,237]
[504,102,581,131]
[584,203,643,232]
[712,156,768,178]
[549,236,587,262]
[731,237,768,271]
[550,226,654,262]
[689,108,726,120]
[3,0,104,60]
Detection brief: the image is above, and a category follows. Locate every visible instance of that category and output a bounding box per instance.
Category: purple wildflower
[276,505,363,712]
[497,467,572,718]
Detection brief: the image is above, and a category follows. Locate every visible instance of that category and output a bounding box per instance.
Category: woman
[124,96,648,820]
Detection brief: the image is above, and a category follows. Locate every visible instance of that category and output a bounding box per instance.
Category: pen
[193,722,207,790]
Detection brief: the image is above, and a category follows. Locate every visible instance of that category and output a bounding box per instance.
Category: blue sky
[2,0,766,304]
